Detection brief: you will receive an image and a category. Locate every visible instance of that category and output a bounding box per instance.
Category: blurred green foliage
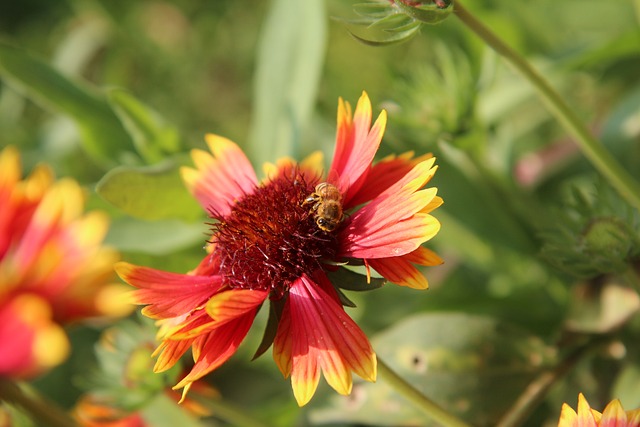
[2,0,640,426]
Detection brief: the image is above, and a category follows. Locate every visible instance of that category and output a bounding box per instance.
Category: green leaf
[311,313,556,426]
[105,217,208,255]
[340,9,422,46]
[326,267,387,291]
[96,161,202,221]
[0,42,136,167]
[107,88,182,163]
[352,2,395,19]
[248,0,327,165]
[252,298,284,360]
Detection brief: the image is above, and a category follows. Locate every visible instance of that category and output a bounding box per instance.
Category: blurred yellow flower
[0,146,132,379]
[558,393,640,427]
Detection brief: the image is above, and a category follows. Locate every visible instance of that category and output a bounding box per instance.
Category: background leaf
[0,42,136,168]
[105,218,208,255]
[107,88,182,163]
[96,161,202,221]
[311,312,556,426]
[247,0,327,165]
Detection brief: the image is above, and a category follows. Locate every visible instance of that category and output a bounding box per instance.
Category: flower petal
[558,403,579,427]
[159,289,269,338]
[277,274,376,406]
[626,410,640,426]
[341,213,441,259]
[153,337,194,373]
[206,289,268,323]
[181,134,258,217]
[172,310,257,394]
[368,255,429,289]
[0,295,69,379]
[340,159,441,259]
[576,394,600,427]
[273,305,292,378]
[404,246,444,266]
[346,151,433,209]
[115,262,223,319]
[11,179,84,271]
[600,399,629,427]
[329,92,387,205]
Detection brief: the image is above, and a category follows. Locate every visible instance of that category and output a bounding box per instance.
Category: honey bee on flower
[303,181,344,232]
[116,91,443,406]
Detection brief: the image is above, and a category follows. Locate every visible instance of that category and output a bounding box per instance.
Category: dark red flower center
[211,167,339,298]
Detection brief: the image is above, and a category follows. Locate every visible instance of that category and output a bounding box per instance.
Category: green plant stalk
[377,357,472,427]
[453,1,640,213]
[0,377,78,427]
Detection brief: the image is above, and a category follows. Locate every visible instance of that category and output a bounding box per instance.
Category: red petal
[341,213,440,259]
[153,337,194,373]
[172,310,257,391]
[115,262,222,319]
[346,151,433,209]
[168,289,268,339]
[340,159,440,259]
[329,92,387,206]
[278,274,376,406]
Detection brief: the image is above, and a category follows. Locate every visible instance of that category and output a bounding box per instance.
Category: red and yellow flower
[0,146,131,379]
[558,393,640,427]
[116,91,443,406]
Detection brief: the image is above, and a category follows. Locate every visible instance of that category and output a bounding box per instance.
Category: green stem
[377,356,472,427]
[0,377,78,427]
[453,1,640,213]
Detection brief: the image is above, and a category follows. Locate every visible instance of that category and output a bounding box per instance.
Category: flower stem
[453,1,640,213]
[377,356,471,427]
[0,377,78,427]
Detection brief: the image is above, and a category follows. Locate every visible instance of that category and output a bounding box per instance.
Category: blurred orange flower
[0,146,132,379]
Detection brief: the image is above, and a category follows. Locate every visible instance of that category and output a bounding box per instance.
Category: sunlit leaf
[0,42,136,167]
[96,161,202,221]
[248,0,327,165]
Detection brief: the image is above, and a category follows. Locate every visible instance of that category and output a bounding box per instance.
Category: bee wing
[326,169,350,196]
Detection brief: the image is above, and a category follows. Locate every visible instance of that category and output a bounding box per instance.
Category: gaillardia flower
[0,146,131,379]
[116,92,443,406]
[558,393,640,427]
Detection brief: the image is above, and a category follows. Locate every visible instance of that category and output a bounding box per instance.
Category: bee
[303,182,344,232]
